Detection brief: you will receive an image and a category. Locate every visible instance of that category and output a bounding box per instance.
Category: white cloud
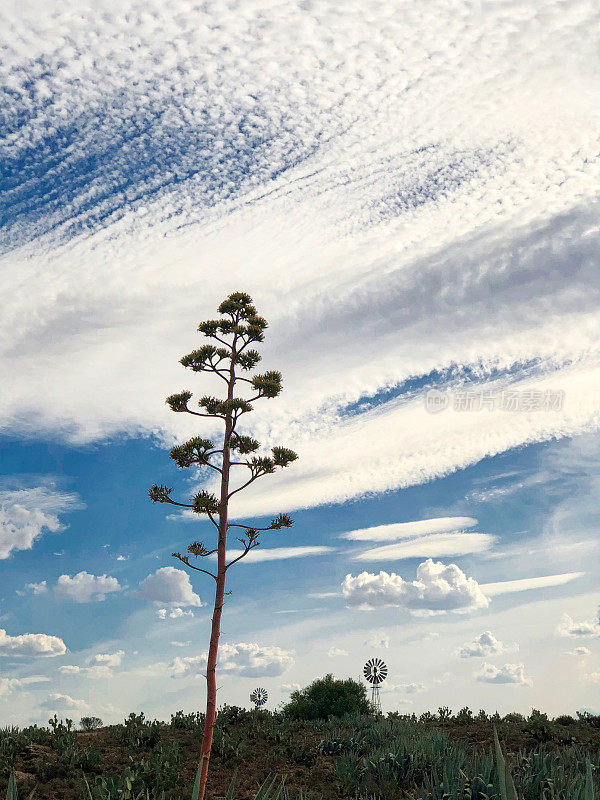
[281,682,301,693]
[341,518,478,542]
[170,642,294,679]
[55,571,122,603]
[475,663,532,686]
[399,682,426,694]
[171,641,191,647]
[481,573,584,596]
[364,632,390,649]
[42,693,88,711]
[342,559,489,613]
[232,367,600,518]
[157,608,194,620]
[0,1,599,526]
[568,646,591,657]
[354,532,495,561]
[556,613,600,639]
[584,672,600,683]
[0,678,22,697]
[327,647,348,657]
[0,675,50,696]
[138,567,202,607]
[58,664,114,678]
[0,486,80,559]
[58,665,81,675]
[214,546,333,564]
[0,628,66,657]
[456,631,518,659]
[89,651,124,668]
[24,581,48,595]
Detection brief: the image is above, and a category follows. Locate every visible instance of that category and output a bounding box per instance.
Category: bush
[117,712,161,749]
[282,674,371,720]
[170,710,203,730]
[554,714,576,726]
[80,716,103,731]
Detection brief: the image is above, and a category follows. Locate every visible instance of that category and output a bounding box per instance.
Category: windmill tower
[363,658,387,714]
[250,687,268,710]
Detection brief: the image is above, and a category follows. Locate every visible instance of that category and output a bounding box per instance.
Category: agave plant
[4,771,35,800]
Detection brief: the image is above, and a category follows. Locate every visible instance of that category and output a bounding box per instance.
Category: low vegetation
[1,704,598,799]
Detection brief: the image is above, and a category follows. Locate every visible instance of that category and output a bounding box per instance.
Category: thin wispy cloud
[340,518,478,542]
[354,533,495,562]
[481,573,584,597]
[210,546,334,564]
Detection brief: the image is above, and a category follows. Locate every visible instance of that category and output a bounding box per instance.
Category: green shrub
[282,674,371,720]
[117,712,161,749]
[555,714,577,726]
[170,710,203,730]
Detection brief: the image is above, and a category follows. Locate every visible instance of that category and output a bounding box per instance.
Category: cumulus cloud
[342,559,489,613]
[89,651,124,668]
[584,672,600,683]
[0,486,80,559]
[568,646,591,657]
[0,675,50,696]
[55,571,122,603]
[399,682,426,694]
[341,518,478,542]
[475,663,532,686]
[170,642,294,679]
[0,678,22,697]
[24,581,48,595]
[58,665,81,675]
[327,647,348,657]
[42,693,88,711]
[0,628,66,657]
[138,567,202,607]
[157,607,195,620]
[59,663,115,679]
[556,613,600,639]
[364,632,390,649]
[456,631,518,659]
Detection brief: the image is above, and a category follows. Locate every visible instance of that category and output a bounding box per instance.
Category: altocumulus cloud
[0,629,67,657]
[138,567,203,607]
[54,571,122,603]
[342,559,489,613]
[475,663,532,686]
[456,631,517,659]
[170,643,294,679]
[2,1,600,523]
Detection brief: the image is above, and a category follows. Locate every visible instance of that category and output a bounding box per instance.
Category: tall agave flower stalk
[149,292,298,800]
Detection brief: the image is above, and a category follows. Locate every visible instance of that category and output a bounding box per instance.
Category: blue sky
[1,0,600,724]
